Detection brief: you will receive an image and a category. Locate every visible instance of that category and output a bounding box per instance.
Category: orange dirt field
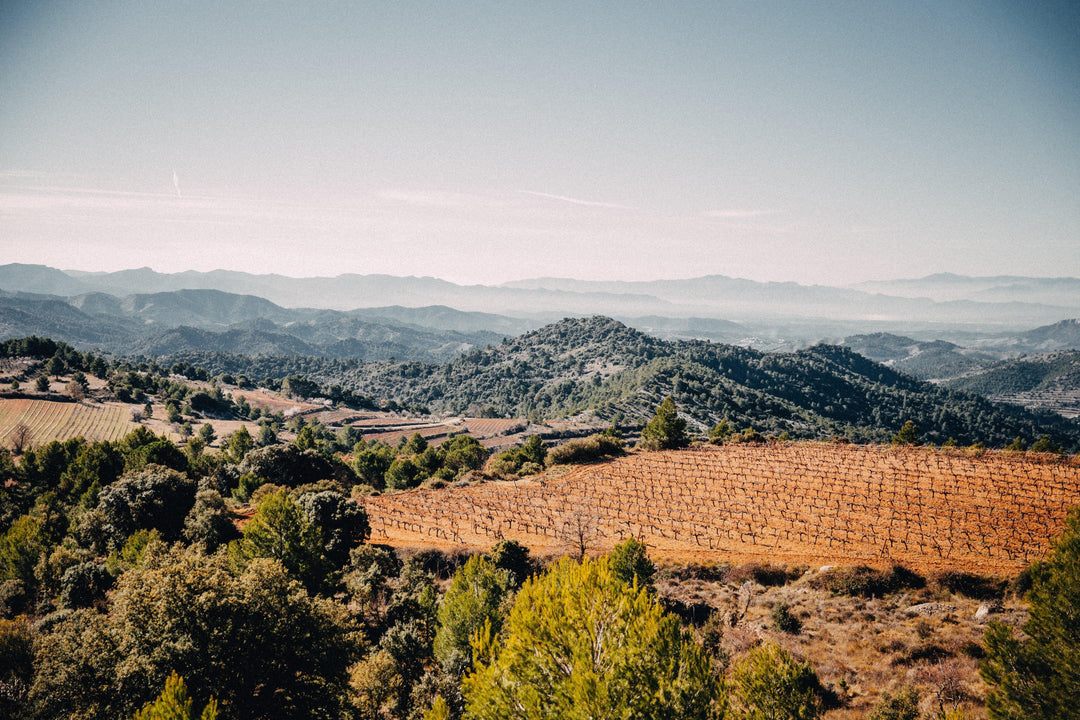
[361,443,1080,574]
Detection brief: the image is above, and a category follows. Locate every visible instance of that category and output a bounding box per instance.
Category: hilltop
[168,316,1080,450]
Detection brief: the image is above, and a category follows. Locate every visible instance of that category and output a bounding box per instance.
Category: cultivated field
[362,442,1080,574]
[0,398,138,446]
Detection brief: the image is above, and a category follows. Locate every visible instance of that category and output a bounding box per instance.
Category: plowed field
[0,398,137,446]
[361,443,1080,574]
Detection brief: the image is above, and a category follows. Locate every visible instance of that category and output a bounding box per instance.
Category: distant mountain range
[1,264,1077,331]
[2,264,1080,418]
[0,287,514,362]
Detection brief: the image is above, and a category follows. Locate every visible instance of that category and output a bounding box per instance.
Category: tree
[297,490,370,568]
[257,423,277,447]
[133,672,218,720]
[239,444,338,488]
[891,420,920,446]
[981,507,1080,719]
[640,396,689,451]
[385,457,421,490]
[29,546,353,720]
[404,432,429,455]
[486,539,534,588]
[35,375,49,392]
[66,379,86,401]
[225,426,254,463]
[0,514,48,585]
[729,642,825,720]
[463,556,720,720]
[142,402,153,419]
[58,561,112,609]
[238,489,327,590]
[441,434,490,476]
[97,465,197,546]
[198,423,216,446]
[608,536,656,592]
[434,555,513,674]
[8,422,31,454]
[182,490,236,552]
[45,355,64,377]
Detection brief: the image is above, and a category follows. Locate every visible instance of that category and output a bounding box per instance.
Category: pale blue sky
[1,1,1077,284]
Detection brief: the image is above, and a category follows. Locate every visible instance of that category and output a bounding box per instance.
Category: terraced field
[0,398,137,447]
[362,443,1080,574]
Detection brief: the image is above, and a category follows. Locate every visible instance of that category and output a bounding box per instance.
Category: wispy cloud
[702,209,779,219]
[520,190,634,210]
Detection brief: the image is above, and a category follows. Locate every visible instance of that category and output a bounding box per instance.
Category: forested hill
[162,316,1080,450]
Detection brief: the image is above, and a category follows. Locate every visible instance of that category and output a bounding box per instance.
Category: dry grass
[657,562,1022,719]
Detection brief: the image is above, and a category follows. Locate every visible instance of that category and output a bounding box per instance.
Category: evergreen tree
[434,555,513,674]
[981,507,1080,719]
[607,536,656,592]
[640,396,690,451]
[133,672,218,720]
[463,556,720,720]
[891,420,920,446]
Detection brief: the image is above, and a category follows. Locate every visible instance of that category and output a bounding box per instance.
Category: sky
[1,1,1078,286]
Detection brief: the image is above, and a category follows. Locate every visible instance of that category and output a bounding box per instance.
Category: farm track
[361,443,1080,574]
[0,398,136,446]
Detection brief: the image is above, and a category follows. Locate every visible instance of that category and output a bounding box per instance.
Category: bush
[771,600,802,634]
[867,685,920,720]
[931,571,1006,601]
[728,562,796,587]
[546,433,625,466]
[808,565,924,597]
[729,642,825,720]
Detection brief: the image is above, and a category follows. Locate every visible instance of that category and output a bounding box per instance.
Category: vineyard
[0,398,137,446]
[362,443,1080,574]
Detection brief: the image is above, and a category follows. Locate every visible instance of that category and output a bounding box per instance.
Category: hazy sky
[1,1,1078,285]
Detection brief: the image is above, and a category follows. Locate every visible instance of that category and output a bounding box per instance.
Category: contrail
[172,169,182,198]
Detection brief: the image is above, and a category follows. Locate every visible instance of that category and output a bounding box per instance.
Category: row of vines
[362,443,1080,573]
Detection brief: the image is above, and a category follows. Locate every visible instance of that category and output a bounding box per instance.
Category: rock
[974,602,1002,622]
[905,602,957,616]
[818,565,833,573]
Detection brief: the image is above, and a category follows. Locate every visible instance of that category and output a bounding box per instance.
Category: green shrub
[546,433,625,466]
[730,642,825,720]
[867,685,920,720]
[771,600,802,634]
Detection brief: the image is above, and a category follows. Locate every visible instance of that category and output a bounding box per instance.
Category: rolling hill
[163,316,1080,450]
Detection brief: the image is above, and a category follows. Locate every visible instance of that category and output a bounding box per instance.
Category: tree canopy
[462,555,719,720]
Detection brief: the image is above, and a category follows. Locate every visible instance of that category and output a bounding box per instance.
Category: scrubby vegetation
[0,333,1078,719]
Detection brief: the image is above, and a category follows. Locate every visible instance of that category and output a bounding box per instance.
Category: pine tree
[463,556,720,719]
[639,396,689,451]
[132,672,217,720]
[981,507,1080,719]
